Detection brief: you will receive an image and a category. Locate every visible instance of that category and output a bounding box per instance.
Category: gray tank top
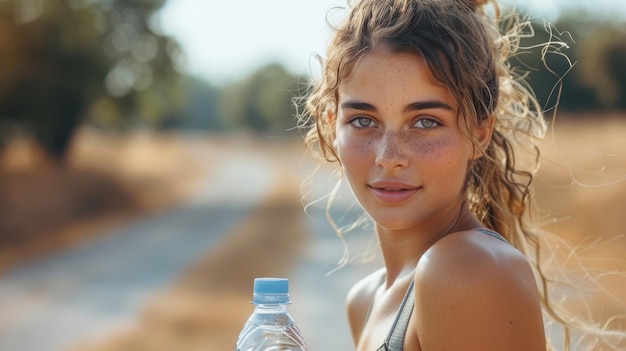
[375,228,508,351]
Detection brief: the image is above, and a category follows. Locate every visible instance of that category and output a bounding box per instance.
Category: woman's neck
[375,203,481,288]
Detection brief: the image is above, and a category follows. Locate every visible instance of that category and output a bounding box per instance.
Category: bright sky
[156,0,625,83]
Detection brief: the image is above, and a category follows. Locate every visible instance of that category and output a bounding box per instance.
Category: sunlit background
[0,0,625,350]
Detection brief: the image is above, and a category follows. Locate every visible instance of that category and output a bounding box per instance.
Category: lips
[368,181,420,204]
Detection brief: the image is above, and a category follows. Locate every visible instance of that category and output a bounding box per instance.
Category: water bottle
[235,278,307,351]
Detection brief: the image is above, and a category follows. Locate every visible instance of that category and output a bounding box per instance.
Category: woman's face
[335,50,484,233]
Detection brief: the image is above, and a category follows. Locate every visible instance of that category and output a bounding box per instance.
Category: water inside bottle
[236,313,306,351]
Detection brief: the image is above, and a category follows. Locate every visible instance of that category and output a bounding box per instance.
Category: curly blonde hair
[298,0,625,349]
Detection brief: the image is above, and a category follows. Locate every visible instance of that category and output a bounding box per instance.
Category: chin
[368,214,419,232]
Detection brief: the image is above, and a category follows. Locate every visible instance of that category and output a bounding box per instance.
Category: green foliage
[576,23,626,109]
[511,13,626,113]
[219,63,306,134]
[0,0,182,160]
[161,64,307,134]
[159,76,222,131]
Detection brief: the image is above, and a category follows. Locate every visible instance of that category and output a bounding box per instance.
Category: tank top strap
[475,228,508,243]
[377,278,415,351]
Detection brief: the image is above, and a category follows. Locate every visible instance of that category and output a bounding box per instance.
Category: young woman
[299,0,624,350]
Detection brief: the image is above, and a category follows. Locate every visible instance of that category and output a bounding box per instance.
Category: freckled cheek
[410,136,468,165]
[335,133,374,166]
[412,137,471,182]
[406,137,449,159]
[337,138,371,159]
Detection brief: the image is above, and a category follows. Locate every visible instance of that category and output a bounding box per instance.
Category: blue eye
[414,118,440,129]
[350,116,377,128]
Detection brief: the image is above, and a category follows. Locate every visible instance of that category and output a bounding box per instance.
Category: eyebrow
[340,100,454,113]
[404,101,454,112]
[340,101,377,112]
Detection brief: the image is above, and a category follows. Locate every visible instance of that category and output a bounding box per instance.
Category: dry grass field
[1,115,624,350]
[533,116,626,349]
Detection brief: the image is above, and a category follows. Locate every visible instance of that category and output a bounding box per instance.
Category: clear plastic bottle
[235,278,307,351]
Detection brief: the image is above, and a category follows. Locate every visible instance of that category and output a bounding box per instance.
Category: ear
[470,115,495,160]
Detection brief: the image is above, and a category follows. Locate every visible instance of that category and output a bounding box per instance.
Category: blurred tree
[0,0,183,161]
[576,23,626,110]
[510,13,626,113]
[220,63,306,133]
[159,76,222,131]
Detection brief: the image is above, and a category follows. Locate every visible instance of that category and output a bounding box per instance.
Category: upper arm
[413,236,546,351]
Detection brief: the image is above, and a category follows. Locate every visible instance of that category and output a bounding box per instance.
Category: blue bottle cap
[252,278,290,304]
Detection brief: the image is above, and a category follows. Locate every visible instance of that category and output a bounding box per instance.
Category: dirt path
[0,135,303,351]
[70,143,310,351]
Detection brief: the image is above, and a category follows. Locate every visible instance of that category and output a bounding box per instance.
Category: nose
[375,132,409,170]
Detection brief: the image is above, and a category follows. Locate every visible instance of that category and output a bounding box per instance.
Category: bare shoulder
[413,229,546,350]
[346,268,384,345]
[417,229,531,281]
